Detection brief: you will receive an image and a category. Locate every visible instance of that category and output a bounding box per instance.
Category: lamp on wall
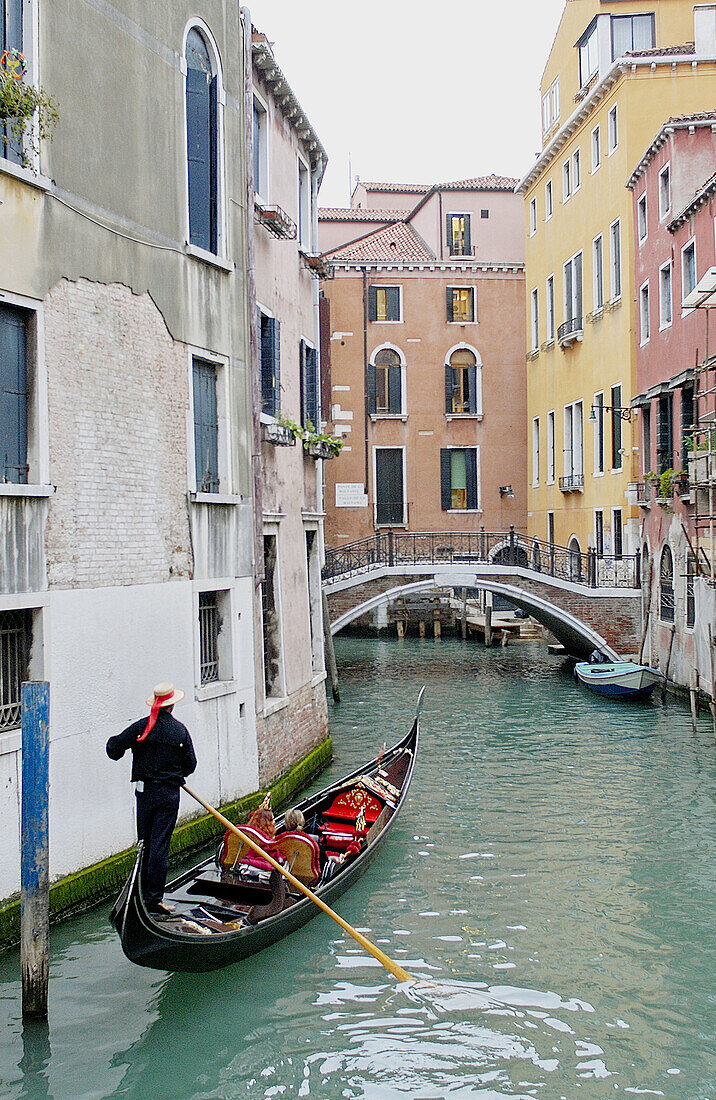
[499,485,514,497]
[589,404,634,422]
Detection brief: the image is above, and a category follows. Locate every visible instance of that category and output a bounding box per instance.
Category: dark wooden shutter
[1,1,24,164]
[192,359,219,492]
[261,315,280,416]
[0,304,28,483]
[375,449,404,524]
[368,286,378,321]
[305,345,318,428]
[465,448,478,509]
[187,67,212,251]
[446,213,454,255]
[367,364,377,414]
[445,365,454,413]
[463,215,471,256]
[388,364,401,413]
[440,449,451,510]
[446,287,454,322]
[386,286,400,321]
[657,393,672,474]
[467,365,477,413]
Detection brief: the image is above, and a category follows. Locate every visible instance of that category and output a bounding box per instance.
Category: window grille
[198,591,220,684]
[0,609,31,732]
[660,547,675,623]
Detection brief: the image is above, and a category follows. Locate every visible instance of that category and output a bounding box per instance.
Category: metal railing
[559,473,585,491]
[557,316,583,344]
[322,528,640,589]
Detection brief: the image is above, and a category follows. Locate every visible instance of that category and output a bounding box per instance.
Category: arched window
[445,347,480,415]
[659,545,674,623]
[568,536,582,581]
[186,27,219,253]
[368,347,402,415]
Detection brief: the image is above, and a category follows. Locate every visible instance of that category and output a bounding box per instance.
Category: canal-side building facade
[250,30,330,782]
[628,112,716,688]
[317,178,527,549]
[0,2,261,911]
[518,0,716,572]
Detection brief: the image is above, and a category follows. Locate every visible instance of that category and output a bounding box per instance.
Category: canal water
[1,637,715,1100]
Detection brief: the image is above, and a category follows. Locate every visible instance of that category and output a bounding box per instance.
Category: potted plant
[0,49,58,166]
[274,414,343,459]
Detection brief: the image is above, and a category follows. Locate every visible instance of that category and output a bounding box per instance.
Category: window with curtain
[611,13,654,59]
[440,448,478,511]
[186,27,218,253]
[447,214,471,256]
[368,286,401,322]
[446,287,475,323]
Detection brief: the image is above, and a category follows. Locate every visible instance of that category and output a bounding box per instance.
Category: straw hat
[145,681,185,708]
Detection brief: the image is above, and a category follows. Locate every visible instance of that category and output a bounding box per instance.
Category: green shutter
[463,215,471,256]
[445,365,454,413]
[387,286,400,321]
[388,364,401,413]
[440,449,451,510]
[465,448,478,509]
[467,365,477,414]
[367,364,377,413]
[446,287,454,322]
[368,285,377,321]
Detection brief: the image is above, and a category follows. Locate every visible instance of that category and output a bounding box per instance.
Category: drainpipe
[311,159,323,520]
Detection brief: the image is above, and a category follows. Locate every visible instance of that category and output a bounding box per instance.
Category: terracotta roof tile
[323,222,434,262]
[318,207,410,222]
[357,182,432,193]
[627,42,695,57]
[438,174,520,191]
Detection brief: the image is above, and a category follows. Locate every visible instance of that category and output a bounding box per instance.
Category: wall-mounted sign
[335,483,368,508]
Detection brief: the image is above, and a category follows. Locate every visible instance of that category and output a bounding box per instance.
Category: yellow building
[518,0,716,566]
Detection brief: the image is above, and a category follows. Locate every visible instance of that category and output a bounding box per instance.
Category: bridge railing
[322,528,641,589]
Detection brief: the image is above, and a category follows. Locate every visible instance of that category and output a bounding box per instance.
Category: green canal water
[1,637,715,1099]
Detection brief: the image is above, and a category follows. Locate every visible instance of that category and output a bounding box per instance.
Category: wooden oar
[181,785,412,983]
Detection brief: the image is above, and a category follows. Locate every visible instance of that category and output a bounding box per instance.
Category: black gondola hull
[110,697,421,972]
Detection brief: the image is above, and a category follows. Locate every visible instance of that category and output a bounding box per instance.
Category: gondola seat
[320,787,382,859]
[219,826,284,875]
[271,832,321,885]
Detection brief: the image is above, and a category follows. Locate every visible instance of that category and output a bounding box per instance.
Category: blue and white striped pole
[21,681,49,1020]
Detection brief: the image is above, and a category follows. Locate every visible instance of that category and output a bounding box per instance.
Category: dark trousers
[135,784,180,907]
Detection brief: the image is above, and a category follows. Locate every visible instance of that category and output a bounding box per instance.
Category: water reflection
[1,638,715,1099]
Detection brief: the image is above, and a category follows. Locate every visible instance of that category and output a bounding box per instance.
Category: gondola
[110,688,423,972]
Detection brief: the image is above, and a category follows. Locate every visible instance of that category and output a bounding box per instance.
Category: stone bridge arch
[326,570,640,660]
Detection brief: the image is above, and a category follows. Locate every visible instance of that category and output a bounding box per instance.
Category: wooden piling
[662,624,676,702]
[396,619,405,639]
[690,669,699,731]
[460,587,467,640]
[709,624,716,743]
[419,620,426,639]
[433,614,441,639]
[321,593,340,703]
[485,606,492,648]
[21,681,50,1021]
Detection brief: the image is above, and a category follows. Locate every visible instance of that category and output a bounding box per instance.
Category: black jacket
[106,709,197,787]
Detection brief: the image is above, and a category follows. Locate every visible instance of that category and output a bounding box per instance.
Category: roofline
[328,261,525,273]
[252,34,328,176]
[626,115,716,190]
[517,53,716,194]
[668,171,716,230]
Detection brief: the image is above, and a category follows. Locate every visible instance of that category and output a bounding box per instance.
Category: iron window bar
[198,592,220,684]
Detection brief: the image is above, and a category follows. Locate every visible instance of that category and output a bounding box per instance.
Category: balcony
[559,473,584,492]
[261,420,295,446]
[557,316,583,348]
[255,203,296,239]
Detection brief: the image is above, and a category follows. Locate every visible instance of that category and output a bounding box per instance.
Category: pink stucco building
[628,111,716,689]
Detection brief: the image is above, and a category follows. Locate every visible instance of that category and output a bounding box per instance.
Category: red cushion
[324,788,382,825]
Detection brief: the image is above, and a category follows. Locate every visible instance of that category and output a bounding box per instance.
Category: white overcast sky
[244,0,567,207]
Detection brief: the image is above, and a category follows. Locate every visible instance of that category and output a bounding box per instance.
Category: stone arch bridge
[323,529,643,660]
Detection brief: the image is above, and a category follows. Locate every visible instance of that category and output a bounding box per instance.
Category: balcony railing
[557,316,583,347]
[559,473,584,491]
[322,528,641,589]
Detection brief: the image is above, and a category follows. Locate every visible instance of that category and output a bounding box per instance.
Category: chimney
[694,4,716,55]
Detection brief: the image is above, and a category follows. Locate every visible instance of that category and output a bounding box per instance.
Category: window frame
[591,125,601,172]
[0,290,48,491]
[563,250,583,326]
[611,12,655,59]
[640,280,650,345]
[297,154,311,250]
[612,507,623,560]
[659,545,675,624]
[368,284,403,323]
[611,383,623,471]
[189,348,230,495]
[299,338,319,429]
[258,305,281,419]
[609,218,621,300]
[681,238,697,312]
[547,409,555,484]
[546,274,555,342]
[532,417,540,487]
[530,287,539,351]
[252,90,269,204]
[445,344,482,417]
[373,445,407,526]
[545,179,553,221]
[446,285,476,324]
[440,446,480,513]
[637,191,648,243]
[562,158,572,202]
[563,400,584,479]
[183,20,226,259]
[193,583,236,698]
[607,104,618,155]
[659,163,671,220]
[1,0,39,172]
[261,529,285,700]
[659,260,673,330]
[572,148,581,193]
[578,17,599,88]
[447,212,472,257]
[593,391,605,476]
[593,233,604,311]
[369,343,405,417]
[529,197,537,236]
[594,509,604,557]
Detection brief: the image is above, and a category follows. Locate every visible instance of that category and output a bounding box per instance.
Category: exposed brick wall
[327,572,642,654]
[44,279,192,589]
[257,680,329,786]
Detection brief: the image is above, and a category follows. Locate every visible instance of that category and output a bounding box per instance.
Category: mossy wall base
[0,736,332,951]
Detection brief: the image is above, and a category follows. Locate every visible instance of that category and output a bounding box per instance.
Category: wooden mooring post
[460,587,468,640]
[21,681,50,1020]
[321,594,340,703]
[484,606,492,648]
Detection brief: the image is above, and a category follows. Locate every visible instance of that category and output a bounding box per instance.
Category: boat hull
[574,662,661,700]
[110,694,421,972]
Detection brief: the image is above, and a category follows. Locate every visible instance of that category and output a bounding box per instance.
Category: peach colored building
[318,179,527,547]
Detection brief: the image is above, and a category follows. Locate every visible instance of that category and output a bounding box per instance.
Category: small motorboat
[574,661,662,700]
[110,689,423,972]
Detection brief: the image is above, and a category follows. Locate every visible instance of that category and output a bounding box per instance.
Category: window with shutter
[300,342,319,428]
[371,348,402,414]
[259,312,280,416]
[447,214,471,257]
[440,447,479,510]
[186,27,219,254]
[0,303,28,484]
[448,287,475,323]
[374,449,405,525]
[369,285,401,322]
[446,348,478,414]
[192,358,219,492]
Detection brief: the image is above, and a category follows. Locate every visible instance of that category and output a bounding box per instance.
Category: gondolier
[107,682,197,914]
